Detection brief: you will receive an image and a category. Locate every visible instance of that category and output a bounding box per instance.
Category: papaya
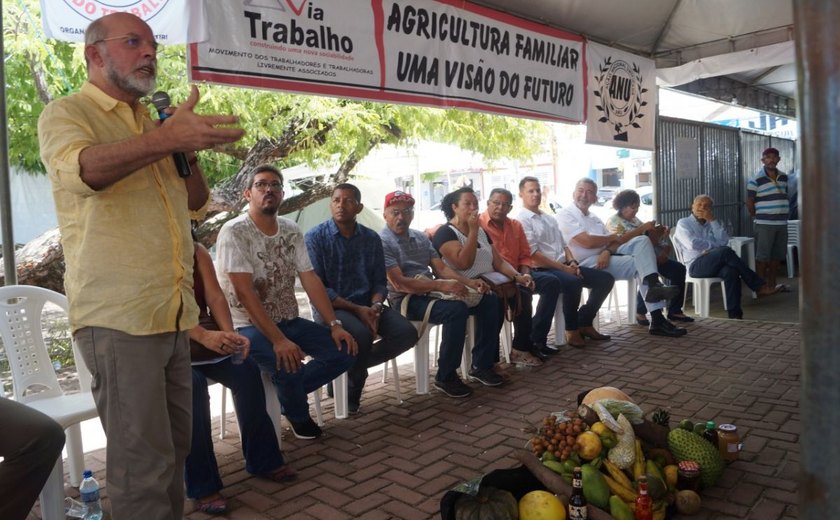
[644,473,668,501]
[646,460,665,484]
[609,495,634,520]
[581,464,610,510]
[663,465,679,489]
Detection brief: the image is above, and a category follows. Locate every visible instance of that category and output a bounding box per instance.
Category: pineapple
[651,408,671,428]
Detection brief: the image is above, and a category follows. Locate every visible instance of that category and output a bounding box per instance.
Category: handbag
[479,271,522,321]
[415,274,483,308]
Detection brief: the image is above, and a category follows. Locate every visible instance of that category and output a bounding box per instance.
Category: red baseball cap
[384,190,415,208]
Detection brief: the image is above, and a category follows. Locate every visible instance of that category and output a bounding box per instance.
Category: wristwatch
[329,319,343,328]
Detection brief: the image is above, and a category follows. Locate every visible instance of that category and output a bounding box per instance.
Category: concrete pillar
[794,1,840,517]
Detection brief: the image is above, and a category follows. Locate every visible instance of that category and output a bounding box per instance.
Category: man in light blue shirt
[673,195,779,319]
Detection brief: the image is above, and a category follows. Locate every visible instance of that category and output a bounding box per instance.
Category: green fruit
[678,419,694,431]
[646,459,665,484]
[541,450,557,462]
[561,459,577,474]
[581,464,610,510]
[693,422,706,435]
[645,473,668,500]
[543,460,565,475]
[609,495,634,520]
[668,428,725,488]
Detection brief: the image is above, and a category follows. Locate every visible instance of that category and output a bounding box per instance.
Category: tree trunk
[0,228,65,292]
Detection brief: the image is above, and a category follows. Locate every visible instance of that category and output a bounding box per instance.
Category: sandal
[635,314,650,326]
[194,494,227,515]
[258,464,298,483]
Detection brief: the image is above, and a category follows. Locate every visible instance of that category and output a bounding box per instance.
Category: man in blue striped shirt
[747,147,790,292]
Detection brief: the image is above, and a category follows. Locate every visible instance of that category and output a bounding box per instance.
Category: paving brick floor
[47,316,799,519]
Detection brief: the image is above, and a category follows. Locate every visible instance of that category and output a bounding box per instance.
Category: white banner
[585,41,656,150]
[39,0,207,45]
[188,0,586,123]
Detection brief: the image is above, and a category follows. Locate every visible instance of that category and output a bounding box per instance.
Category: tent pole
[795,0,840,517]
[0,0,18,285]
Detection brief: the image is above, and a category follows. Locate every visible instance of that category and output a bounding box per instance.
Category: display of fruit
[518,490,565,520]
[454,487,519,520]
[607,414,636,469]
[668,428,725,488]
[675,490,702,515]
[528,414,586,462]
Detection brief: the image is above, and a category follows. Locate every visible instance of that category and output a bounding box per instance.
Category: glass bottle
[634,476,653,520]
[717,423,741,462]
[703,421,719,447]
[568,466,588,519]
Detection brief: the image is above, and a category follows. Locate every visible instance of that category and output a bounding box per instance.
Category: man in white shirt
[515,177,615,349]
[557,178,687,337]
[673,194,778,319]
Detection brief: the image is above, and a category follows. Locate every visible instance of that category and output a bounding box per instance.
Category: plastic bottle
[634,476,653,520]
[79,470,103,520]
[568,466,588,519]
[703,421,719,447]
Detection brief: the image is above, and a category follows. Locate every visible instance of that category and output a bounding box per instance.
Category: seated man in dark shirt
[305,184,418,413]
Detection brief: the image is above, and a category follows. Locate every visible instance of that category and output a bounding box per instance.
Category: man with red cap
[379,190,501,397]
[747,147,791,292]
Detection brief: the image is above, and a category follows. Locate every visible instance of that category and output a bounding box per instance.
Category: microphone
[151,91,192,178]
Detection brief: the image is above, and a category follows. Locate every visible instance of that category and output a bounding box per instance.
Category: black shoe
[727,310,744,320]
[645,281,680,303]
[635,314,650,326]
[348,400,361,415]
[529,347,549,361]
[649,319,688,337]
[287,417,322,440]
[326,382,334,398]
[468,368,504,387]
[539,343,560,356]
[347,384,363,415]
[434,379,473,398]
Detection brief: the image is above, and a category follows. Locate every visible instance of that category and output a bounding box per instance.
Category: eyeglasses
[252,181,283,192]
[92,34,159,51]
[388,208,414,217]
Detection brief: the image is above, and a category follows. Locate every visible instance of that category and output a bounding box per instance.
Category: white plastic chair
[786,219,800,278]
[0,285,98,520]
[671,233,728,317]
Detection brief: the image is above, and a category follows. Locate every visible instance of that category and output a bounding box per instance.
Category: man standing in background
[747,147,790,292]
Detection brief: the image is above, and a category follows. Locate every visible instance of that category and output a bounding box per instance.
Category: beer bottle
[568,466,588,519]
[634,476,653,520]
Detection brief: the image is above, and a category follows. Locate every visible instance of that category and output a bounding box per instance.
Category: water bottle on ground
[79,469,103,520]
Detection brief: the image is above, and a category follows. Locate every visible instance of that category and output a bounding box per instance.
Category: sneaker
[433,379,473,398]
[287,417,322,440]
[510,350,543,367]
[348,400,361,415]
[468,368,504,387]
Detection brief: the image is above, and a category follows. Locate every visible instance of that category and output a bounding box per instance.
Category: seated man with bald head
[673,195,780,319]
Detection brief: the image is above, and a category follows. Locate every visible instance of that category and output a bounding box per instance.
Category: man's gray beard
[105,60,156,98]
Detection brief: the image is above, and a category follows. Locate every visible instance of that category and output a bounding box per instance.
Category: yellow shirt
[38,82,200,335]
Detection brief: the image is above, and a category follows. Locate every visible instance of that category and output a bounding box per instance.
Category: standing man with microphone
[37,12,244,520]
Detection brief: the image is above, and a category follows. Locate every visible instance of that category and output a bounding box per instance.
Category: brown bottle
[634,476,653,520]
[568,466,588,519]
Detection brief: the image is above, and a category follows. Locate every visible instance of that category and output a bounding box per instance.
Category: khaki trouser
[75,327,191,520]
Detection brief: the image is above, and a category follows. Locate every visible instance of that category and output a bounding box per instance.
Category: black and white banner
[586,42,656,150]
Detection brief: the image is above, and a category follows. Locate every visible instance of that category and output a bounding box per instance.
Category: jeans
[470,292,502,369]
[688,246,764,315]
[580,236,666,312]
[635,259,687,315]
[526,271,570,344]
[335,307,418,402]
[402,296,469,382]
[186,358,285,499]
[240,318,355,422]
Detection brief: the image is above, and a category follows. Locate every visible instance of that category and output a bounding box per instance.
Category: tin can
[717,423,741,462]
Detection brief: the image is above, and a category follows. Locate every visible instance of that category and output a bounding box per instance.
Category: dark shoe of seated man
[434,378,473,398]
[648,310,687,337]
[643,274,680,303]
[468,367,504,386]
[287,416,322,440]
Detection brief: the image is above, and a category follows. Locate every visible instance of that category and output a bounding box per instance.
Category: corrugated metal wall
[655,117,796,237]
